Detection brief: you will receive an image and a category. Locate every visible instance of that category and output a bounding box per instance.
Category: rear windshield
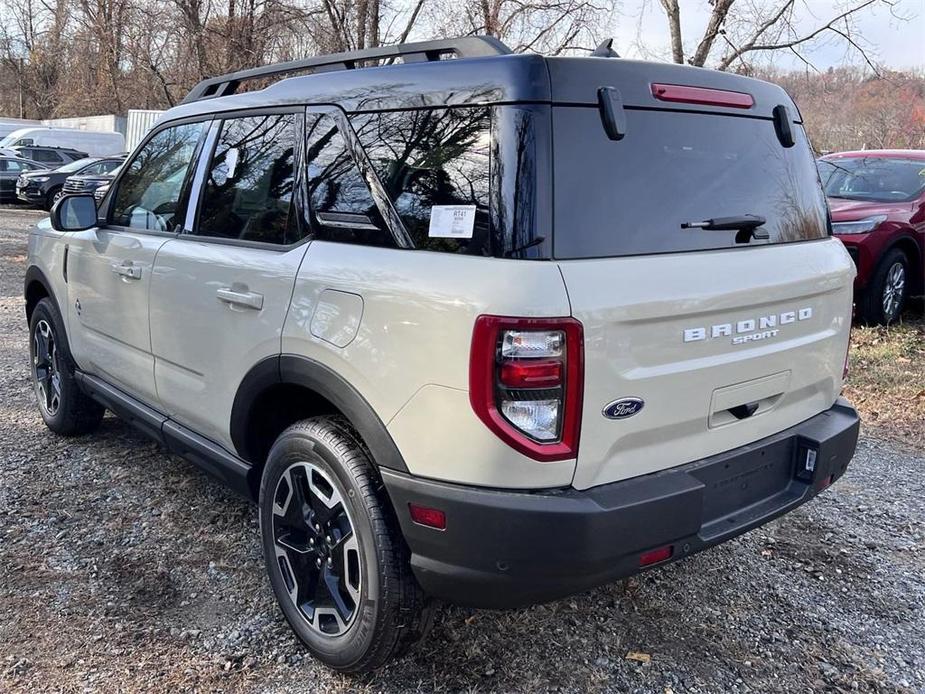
[818,156,925,203]
[552,108,828,259]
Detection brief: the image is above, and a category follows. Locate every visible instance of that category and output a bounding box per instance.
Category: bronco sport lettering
[683,307,814,344]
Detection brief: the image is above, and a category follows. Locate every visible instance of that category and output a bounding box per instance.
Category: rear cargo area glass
[552,108,828,259]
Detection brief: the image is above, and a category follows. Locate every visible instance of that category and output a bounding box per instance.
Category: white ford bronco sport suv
[25,36,860,672]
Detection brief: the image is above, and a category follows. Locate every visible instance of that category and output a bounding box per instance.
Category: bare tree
[653,0,901,72]
[427,0,614,55]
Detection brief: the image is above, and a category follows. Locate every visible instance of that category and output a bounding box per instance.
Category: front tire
[259,416,432,672]
[858,248,909,325]
[29,297,105,435]
[45,187,64,211]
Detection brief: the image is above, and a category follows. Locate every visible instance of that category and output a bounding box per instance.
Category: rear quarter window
[552,108,828,259]
[350,107,492,254]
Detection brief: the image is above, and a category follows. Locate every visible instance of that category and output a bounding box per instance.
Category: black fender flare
[24,265,61,323]
[229,354,409,473]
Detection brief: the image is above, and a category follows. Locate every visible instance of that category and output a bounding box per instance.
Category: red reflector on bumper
[409,503,446,530]
[639,545,673,567]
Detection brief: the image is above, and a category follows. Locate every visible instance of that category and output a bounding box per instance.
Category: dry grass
[843,309,925,449]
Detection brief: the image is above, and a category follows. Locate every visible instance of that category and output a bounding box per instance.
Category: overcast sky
[610,0,924,71]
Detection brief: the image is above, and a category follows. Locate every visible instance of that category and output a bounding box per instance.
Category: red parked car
[818,150,925,325]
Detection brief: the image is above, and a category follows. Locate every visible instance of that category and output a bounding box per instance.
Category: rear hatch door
[546,60,855,490]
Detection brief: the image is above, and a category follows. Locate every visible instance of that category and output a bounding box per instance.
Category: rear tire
[29,298,105,435]
[858,248,909,325]
[259,416,432,673]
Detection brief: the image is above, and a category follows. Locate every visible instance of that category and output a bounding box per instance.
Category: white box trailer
[43,114,126,134]
[124,109,164,150]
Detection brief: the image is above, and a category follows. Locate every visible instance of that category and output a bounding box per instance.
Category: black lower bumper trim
[382,398,860,608]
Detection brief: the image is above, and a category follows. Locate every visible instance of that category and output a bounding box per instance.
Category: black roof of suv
[174,36,794,118]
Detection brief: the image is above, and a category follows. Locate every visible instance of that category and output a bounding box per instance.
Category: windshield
[819,157,925,203]
[553,108,828,259]
[56,157,99,173]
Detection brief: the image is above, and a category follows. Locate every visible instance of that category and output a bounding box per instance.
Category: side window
[304,113,393,248]
[3,159,22,172]
[350,107,492,253]
[195,114,300,245]
[33,149,59,163]
[15,138,33,146]
[111,122,205,231]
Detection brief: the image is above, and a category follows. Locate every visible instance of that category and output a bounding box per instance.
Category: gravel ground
[1,204,923,693]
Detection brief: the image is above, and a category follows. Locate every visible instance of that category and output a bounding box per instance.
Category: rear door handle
[217,287,264,310]
[111,262,142,280]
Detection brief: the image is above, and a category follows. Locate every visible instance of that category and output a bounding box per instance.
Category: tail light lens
[470,316,583,462]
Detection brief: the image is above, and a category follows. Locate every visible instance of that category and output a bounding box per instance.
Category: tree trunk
[658,0,684,63]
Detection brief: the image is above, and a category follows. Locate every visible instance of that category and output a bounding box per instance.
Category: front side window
[111,122,205,231]
[305,113,392,247]
[350,107,492,253]
[196,114,300,245]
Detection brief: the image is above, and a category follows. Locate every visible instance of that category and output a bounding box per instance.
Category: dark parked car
[819,150,925,324]
[6,145,88,166]
[63,156,124,197]
[92,181,111,205]
[17,156,123,210]
[0,156,47,202]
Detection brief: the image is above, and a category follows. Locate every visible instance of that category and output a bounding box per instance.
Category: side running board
[74,371,257,501]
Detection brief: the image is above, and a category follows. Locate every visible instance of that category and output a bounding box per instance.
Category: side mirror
[50,194,98,232]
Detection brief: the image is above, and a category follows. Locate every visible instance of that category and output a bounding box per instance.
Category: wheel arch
[230,354,409,476]
[24,265,59,323]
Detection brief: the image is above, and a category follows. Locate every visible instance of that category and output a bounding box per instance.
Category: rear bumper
[382,398,859,608]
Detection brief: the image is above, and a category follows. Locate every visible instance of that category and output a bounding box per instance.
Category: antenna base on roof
[591,39,620,58]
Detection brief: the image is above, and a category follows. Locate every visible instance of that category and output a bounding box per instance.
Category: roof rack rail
[181,35,513,104]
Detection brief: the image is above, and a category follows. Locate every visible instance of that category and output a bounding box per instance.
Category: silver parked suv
[25,37,860,672]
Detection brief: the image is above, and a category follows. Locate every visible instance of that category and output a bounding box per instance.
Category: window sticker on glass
[428,205,476,239]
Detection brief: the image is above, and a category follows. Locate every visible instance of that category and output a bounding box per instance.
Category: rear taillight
[470,316,583,462]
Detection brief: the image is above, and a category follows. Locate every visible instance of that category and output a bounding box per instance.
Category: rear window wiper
[682,214,769,241]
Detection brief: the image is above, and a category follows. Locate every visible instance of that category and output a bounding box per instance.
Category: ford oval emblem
[603,397,644,420]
